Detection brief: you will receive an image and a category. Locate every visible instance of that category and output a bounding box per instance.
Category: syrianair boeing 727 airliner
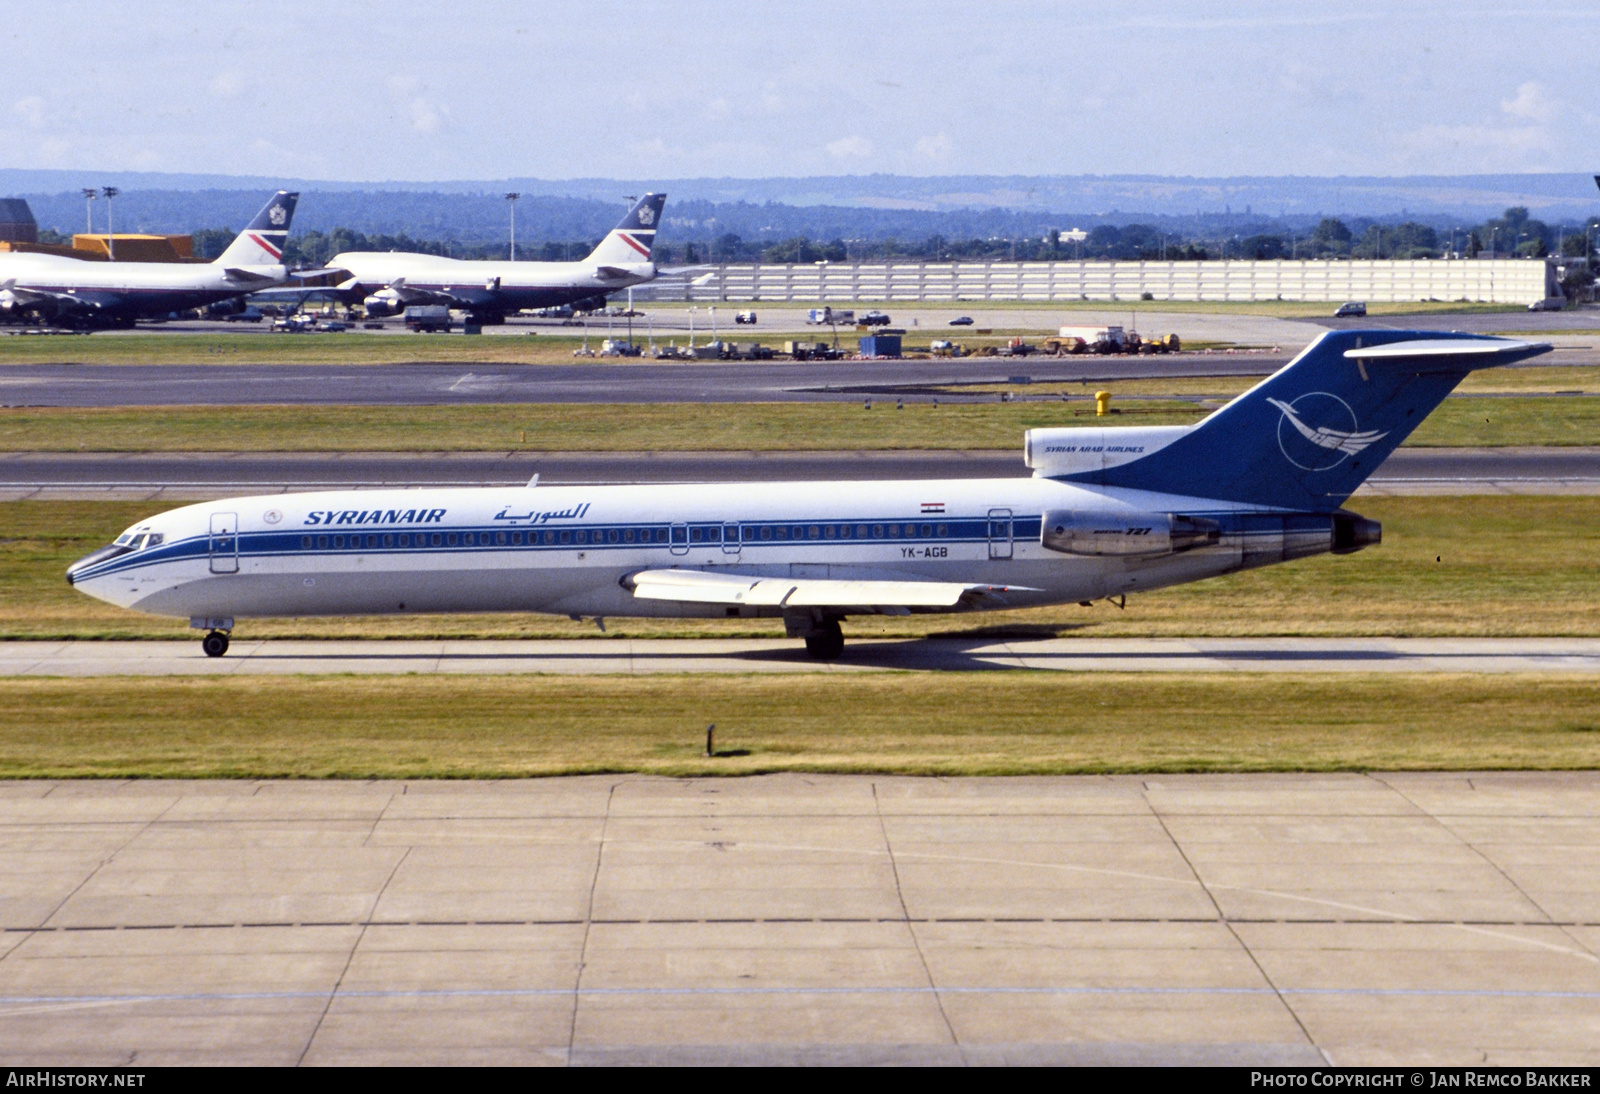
[67,330,1548,659]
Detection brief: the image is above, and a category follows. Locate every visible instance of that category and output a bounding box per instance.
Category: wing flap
[627,568,1035,610]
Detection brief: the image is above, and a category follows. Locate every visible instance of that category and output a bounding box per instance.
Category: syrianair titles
[325,193,669,323]
[66,330,1549,660]
[0,192,300,328]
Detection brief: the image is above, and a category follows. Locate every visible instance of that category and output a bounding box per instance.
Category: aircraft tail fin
[1051,330,1550,510]
[583,193,667,266]
[213,191,299,267]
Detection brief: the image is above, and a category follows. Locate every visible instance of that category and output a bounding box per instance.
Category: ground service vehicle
[806,307,854,325]
[404,306,452,332]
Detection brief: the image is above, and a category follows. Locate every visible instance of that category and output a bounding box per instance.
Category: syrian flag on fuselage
[214,191,299,266]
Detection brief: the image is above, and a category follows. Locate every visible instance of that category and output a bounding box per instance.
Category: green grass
[1,391,1598,452]
[0,672,1595,778]
[9,496,1600,641]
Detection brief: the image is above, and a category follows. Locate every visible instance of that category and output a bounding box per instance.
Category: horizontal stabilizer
[222,268,279,283]
[627,568,1035,610]
[1344,338,1550,363]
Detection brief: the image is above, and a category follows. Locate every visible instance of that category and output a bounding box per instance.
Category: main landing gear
[201,630,230,658]
[803,619,844,661]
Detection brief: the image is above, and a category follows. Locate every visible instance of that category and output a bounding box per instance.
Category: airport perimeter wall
[635,258,1557,305]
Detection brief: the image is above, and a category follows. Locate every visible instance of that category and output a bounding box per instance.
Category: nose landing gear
[201,630,230,658]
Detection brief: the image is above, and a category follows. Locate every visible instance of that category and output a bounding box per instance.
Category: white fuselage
[330,252,656,310]
[67,478,1295,624]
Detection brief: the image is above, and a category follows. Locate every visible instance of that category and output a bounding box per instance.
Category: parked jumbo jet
[327,193,668,323]
[0,192,299,328]
[67,330,1548,659]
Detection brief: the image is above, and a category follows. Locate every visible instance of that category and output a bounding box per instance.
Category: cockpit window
[145,533,163,548]
[114,533,135,546]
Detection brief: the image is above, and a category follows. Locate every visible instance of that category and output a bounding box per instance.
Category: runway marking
[7,916,1598,932]
[4,984,1600,1017]
[604,834,1600,966]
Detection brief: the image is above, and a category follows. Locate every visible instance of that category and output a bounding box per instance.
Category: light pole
[101,187,119,260]
[81,189,96,235]
[504,192,519,260]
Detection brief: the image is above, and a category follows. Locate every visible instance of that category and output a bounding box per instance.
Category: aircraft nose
[66,543,132,585]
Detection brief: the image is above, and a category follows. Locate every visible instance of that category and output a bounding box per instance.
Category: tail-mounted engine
[1041,510,1221,557]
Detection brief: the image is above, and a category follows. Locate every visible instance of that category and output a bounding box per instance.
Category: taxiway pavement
[6,637,1600,676]
[0,447,1594,500]
[1,773,1595,1065]
[0,353,1293,406]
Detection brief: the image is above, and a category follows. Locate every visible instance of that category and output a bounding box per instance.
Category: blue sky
[4,1,1598,181]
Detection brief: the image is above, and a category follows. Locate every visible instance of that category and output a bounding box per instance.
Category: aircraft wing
[626,568,1037,612]
[0,280,104,315]
[0,279,65,306]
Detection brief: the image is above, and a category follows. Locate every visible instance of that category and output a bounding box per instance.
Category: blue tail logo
[1268,394,1389,470]
[1049,329,1550,511]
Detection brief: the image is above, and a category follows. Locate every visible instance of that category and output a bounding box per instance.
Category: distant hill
[4,170,1596,244]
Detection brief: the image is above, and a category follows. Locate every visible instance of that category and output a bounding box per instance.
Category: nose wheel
[201,630,230,658]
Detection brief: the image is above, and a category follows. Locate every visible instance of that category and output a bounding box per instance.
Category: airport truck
[404,305,453,333]
[805,307,855,325]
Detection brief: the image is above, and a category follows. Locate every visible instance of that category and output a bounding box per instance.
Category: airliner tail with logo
[328,193,669,323]
[66,330,1550,659]
[0,191,299,328]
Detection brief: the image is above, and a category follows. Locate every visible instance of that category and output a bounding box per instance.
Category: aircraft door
[723,522,742,555]
[987,508,1013,560]
[209,512,239,573]
[670,523,689,556]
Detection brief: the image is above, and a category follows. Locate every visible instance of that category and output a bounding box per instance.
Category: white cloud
[1500,81,1558,123]
[13,96,45,128]
[1396,122,1556,172]
[825,135,872,159]
[208,73,243,99]
[915,133,953,162]
[409,98,445,133]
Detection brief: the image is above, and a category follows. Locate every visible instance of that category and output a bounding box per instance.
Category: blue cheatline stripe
[3,985,1599,1007]
[75,515,1051,580]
